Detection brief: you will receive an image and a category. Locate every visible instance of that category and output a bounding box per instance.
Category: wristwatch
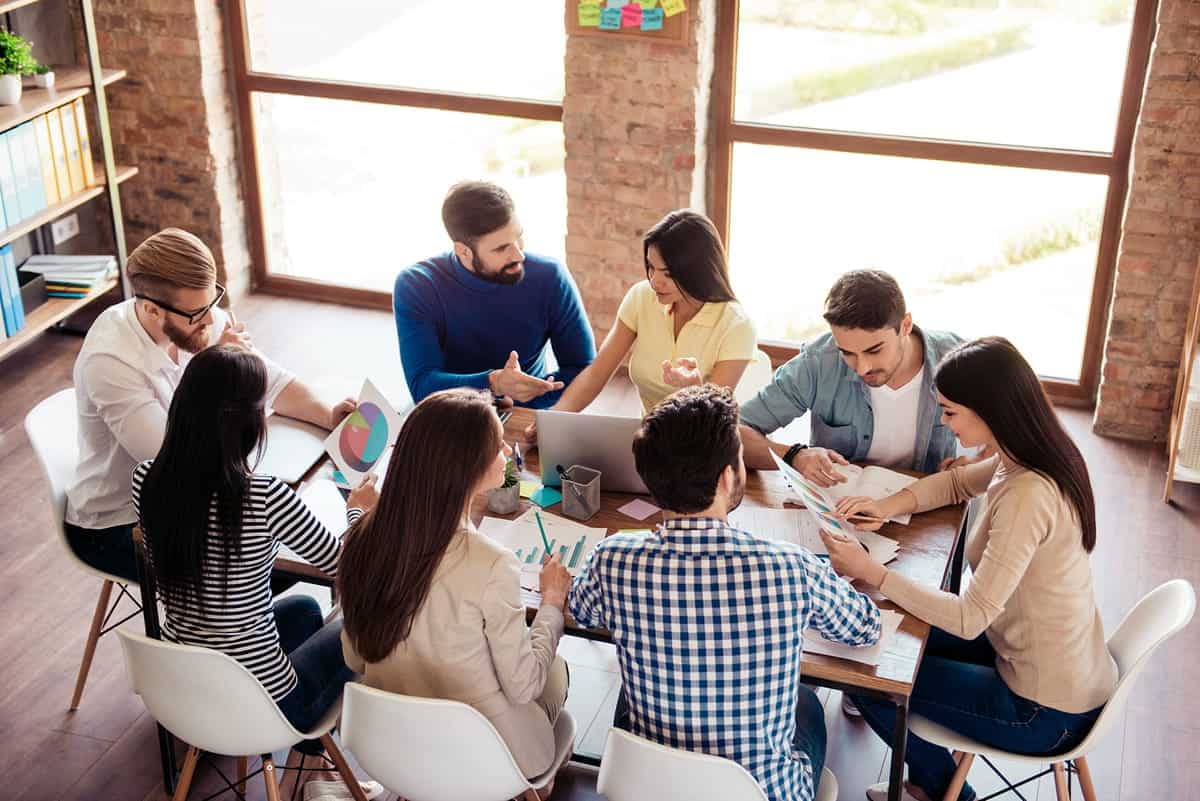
[783,442,808,467]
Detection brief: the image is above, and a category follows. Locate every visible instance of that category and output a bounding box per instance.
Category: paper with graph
[478,508,606,577]
[771,452,900,564]
[324,379,403,487]
[803,608,904,666]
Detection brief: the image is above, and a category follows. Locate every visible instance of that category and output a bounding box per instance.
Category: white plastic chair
[597,727,838,801]
[341,682,576,801]
[734,348,774,406]
[909,579,1196,801]
[25,387,141,710]
[117,629,368,801]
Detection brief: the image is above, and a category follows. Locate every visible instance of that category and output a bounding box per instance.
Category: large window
[229,0,566,303]
[714,0,1154,398]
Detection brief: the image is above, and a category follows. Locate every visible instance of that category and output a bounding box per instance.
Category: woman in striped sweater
[132,345,379,752]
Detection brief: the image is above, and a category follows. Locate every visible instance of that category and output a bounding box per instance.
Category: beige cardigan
[341,524,565,776]
[880,457,1117,713]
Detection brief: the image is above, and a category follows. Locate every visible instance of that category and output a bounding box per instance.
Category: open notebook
[818,464,920,525]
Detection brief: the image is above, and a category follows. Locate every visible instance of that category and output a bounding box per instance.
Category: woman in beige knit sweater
[336,389,572,785]
[821,337,1117,801]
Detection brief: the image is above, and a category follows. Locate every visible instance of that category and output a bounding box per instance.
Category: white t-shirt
[865,371,923,468]
[67,299,294,529]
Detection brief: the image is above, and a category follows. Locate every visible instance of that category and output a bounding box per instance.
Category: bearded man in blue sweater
[393,181,597,408]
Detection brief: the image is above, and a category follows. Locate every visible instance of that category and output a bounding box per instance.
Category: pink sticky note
[618,498,661,520]
[621,2,643,27]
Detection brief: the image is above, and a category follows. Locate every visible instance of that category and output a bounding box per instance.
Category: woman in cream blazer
[337,388,572,779]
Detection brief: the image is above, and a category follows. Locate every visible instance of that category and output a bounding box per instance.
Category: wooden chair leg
[941,752,975,801]
[521,790,541,801]
[235,756,248,795]
[70,579,114,710]
[263,755,283,801]
[320,733,369,801]
[172,746,199,801]
[1053,762,1070,801]
[1074,756,1098,801]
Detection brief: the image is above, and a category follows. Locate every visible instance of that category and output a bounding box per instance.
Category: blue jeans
[273,596,355,754]
[851,629,1103,801]
[614,684,827,794]
[65,522,139,583]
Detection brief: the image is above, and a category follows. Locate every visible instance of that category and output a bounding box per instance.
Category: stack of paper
[478,507,606,578]
[821,465,919,525]
[803,609,904,666]
[21,254,116,298]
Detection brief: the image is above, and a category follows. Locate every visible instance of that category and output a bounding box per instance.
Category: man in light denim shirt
[740,270,968,485]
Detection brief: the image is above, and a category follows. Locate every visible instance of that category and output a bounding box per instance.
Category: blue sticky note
[641,7,664,29]
[530,486,563,508]
[599,7,621,29]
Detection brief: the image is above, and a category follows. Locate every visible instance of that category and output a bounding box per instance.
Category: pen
[513,441,523,471]
[534,511,553,559]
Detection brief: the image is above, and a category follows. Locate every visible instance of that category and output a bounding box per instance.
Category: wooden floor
[1,293,1198,801]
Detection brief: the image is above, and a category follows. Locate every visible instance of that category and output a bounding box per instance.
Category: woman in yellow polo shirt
[542,209,758,420]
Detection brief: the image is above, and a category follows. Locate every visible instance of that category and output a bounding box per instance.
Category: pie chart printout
[338,402,389,473]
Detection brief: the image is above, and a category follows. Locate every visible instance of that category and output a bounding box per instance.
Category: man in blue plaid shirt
[569,385,882,801]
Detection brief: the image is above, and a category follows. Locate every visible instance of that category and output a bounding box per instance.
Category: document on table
[278,479,349,564]
[728,506,899,564]
[479,508,606,576]
[803,609,904,666]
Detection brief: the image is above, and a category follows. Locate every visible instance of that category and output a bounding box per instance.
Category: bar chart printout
[480,509,606,576]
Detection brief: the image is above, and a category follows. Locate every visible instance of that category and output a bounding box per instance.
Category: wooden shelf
[0,276,118,361]
[0,0,42,14]
[1174,461,1200,485]
[0,164,137,248]
[0,66,125,135]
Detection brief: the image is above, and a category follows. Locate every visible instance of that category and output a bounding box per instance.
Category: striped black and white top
[131,461,357,701]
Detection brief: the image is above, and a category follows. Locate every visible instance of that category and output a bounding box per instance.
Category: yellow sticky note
[578,1,601,26]
[520,481,539,499]
[638,0,658,8]
[661,0,685,16]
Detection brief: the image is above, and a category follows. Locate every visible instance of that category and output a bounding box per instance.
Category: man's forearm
[273,379,334,430]
[739,424,791,470]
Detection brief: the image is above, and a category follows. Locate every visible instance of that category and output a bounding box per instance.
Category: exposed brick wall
[562,2,717,336]
[1095,0,1200,441]
[80,0,252,300]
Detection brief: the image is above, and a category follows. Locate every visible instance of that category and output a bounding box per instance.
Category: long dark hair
[935,337,1097,552]
[643,209,737,304]
[139,345,268,610]
[337,389,503,663]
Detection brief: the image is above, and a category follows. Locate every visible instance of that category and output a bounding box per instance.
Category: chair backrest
[1066,579,1195,756]
[597,728,769,801]
[341,683,531,801]
[116,629,306,757]
[734,349,774,406]
[23,387,79,530]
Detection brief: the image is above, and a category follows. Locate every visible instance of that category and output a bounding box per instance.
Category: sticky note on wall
[621,3,642,26]
[578,1,601,26]
[638,0,658,8]
[662,0,685,16]
[606,0,623,7]
[599,7,621,28]
[641,7,664,29]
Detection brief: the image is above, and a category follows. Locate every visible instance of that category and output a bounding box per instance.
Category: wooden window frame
[709,0,1159,407]
[224,0,564,312]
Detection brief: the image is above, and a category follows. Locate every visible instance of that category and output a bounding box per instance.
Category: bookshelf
[0,0,132,363]
[1163,257,1200,502]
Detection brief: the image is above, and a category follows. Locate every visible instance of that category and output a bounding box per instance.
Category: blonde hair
[126,228,216,296]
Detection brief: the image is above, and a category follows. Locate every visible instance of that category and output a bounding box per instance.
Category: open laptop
[536,409,649,495]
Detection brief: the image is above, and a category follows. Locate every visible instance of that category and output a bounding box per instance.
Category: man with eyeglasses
[66,228,355,583]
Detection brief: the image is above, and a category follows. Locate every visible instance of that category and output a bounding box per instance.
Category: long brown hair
[337,389,503,662]
[643,209,737,304]
[935,337,1097,552]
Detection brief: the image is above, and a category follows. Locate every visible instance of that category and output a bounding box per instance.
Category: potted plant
[0,30,39,105]
[32,62,53,89]
[487,458,521,515]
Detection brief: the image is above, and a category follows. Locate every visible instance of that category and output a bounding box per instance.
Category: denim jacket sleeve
[739,348,819,434]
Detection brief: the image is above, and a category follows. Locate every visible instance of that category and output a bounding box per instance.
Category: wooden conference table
[271,407,968,801]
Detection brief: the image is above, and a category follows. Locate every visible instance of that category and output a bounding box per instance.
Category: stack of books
[20,254,116,298]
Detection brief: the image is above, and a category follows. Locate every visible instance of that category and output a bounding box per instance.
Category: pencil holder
[561,465,601,521]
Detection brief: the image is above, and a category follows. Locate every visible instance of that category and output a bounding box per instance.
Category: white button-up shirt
[66,298,294,529]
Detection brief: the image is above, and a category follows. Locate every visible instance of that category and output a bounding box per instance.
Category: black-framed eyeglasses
[136,283,226,325]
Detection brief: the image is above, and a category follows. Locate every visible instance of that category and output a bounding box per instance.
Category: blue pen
[512,441,524,471]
